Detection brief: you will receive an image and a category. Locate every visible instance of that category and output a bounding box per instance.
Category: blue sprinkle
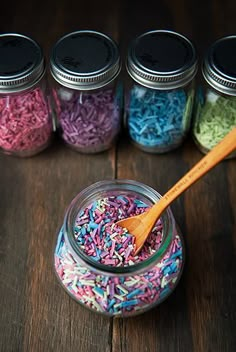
[163,266,171,275]
[121,299,139,308]
[89,210,94,221]
[170,250,182,259]
[92,202,98,211]
[133,199,149,207]
[90,222,98,229]
[81,227,86,235]
[107,298,116,310]
[137,203,148,208]
[117,195,128,203]
[126,288,143,299]
[93,286,104,297]
[92,256,101,261]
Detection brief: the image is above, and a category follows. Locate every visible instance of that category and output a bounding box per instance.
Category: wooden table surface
[0,1,235,351]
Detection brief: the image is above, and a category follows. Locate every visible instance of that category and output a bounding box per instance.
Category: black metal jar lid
[127,30,197,90]
[0,33,45,94]
[202,35,236,96]
[50,30,121,90]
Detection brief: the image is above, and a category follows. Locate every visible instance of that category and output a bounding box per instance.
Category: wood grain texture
[0,140,115,352]
[0,1,235,351]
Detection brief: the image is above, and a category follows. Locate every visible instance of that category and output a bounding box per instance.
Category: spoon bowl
[116,127,236,255]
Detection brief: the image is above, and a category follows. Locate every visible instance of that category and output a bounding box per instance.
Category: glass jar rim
[63,179,175,275]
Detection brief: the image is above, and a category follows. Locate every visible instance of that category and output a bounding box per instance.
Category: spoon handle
[150,127,236,216]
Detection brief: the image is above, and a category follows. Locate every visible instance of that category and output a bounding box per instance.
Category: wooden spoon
[116,127,236,255]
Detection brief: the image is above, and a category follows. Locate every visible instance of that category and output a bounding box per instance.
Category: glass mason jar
[125,30,198,153]
[193,35,236,158]
[0,33,53,157]
[50,30,122,154]
[54,179,185,317]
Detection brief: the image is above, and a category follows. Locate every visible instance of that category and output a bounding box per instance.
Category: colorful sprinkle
[193,87,236,154]
[53,87,121,153]
[0,87,52,155]
[74,196,163,266]
[126,85,194,152]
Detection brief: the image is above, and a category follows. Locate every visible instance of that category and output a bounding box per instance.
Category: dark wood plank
[183,144,236,352]
[0,157,29,352]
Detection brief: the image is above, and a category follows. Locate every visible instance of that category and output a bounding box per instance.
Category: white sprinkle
[116,284,128,295]
[206,91,219,103]
[113,294,125,301]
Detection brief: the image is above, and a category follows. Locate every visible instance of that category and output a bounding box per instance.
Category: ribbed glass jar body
[54,180,185,317]
[125,81,195,153]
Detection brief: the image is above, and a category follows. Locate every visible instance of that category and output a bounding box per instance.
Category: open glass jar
[54,179,185,317]
[0,33,53,157]
[125,30,197,153]
[193,35,236,158]
[50,30,122,154]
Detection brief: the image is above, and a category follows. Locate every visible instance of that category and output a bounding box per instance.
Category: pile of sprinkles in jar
[127,86,193,150]
[54,194,183,316]
[0,87,52,154]
[193,89,236,151]
[53,88,120,151]
[54,88,120,152]
[74,195,164,266]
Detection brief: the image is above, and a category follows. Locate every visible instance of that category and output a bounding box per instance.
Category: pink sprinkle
[110,240,116,258]
[103,259,117,265]
[95,216,103,224]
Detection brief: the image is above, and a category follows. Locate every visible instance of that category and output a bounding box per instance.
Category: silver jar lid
[202,35,236,96]
[0,33,45,94]
[127,30,197,90]
[50,30,121,90]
